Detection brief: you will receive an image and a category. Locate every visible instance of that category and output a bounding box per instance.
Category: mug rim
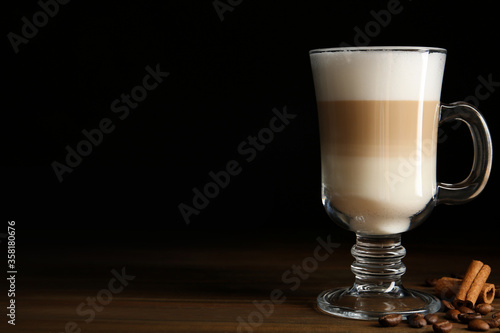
[309,46,447,54]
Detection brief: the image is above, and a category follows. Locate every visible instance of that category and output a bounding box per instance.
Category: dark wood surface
[3,230,500,332]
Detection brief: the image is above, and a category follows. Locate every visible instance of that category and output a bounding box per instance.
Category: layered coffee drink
[310,49,446,234]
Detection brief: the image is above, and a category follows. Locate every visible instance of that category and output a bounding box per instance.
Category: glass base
[317,286,441,320]
[316,233,441,320]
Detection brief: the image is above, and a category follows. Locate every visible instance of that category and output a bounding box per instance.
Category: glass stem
[350,234,407,294]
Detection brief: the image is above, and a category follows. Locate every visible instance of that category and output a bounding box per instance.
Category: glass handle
[437,102,493,205]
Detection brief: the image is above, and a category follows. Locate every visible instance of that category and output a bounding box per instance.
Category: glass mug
[309,46,492,320]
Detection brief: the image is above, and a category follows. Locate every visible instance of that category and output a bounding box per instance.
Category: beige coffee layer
[317,100,440,157]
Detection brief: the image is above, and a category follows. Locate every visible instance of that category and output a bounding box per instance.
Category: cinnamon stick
[434,277,495,303]
[435,277,461,299]
[477,283,495,304]
[453,260,484,308]
[465,264,491,307]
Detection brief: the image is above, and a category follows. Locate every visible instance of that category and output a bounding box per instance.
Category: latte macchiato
[310,49,446,234]
[311,47,493,320]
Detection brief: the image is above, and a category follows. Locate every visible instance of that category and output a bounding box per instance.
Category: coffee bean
[441,300,455,311]
[496,285,500,299]
[445,309,461,321]
[458,306,475,314]
[408,313,427,328]
[425,313,439,324]
[433,320,453,333]
[491,311,500,319]
[458,312,482,323]
[484,318,500,328]
[468,319,490,331]
[476,303,493,315]
[378,313,402,327]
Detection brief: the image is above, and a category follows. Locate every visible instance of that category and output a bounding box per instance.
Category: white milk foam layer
[312,49,446,235]
[310,49,446,101]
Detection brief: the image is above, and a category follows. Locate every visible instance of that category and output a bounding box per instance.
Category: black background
[3,0,499,244]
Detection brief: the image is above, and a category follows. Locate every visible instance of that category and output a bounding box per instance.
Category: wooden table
[4,229,500,332]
